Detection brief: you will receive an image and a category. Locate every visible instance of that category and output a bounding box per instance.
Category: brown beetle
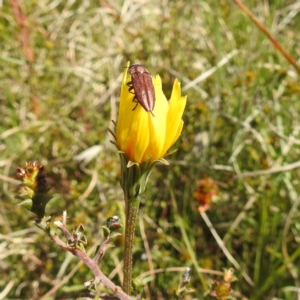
[127,64,156,114]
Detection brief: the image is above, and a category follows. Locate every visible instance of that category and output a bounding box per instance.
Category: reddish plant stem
[234,0,300,74]
[9,0,39,117]
[51,229,132,300]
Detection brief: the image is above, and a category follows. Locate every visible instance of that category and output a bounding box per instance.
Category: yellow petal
[143,75,169,162]
[116,65,186,165]
[163,79,187,154]
[116,64,155,164]
[129,107,151,164]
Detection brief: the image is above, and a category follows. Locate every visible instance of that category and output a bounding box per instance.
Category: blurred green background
[1,0,300,299]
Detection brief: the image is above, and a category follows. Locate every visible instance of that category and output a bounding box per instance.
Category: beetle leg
[128,88,135,95]
[132,96,138,110]
[127,81,135,94]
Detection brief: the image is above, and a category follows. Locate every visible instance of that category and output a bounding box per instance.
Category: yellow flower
[116,64,187,165]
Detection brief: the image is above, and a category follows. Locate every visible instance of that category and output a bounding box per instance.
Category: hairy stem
[123,196,140,295]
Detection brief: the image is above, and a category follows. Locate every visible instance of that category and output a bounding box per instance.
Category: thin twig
[200,211,255,287]
[40,255,85,299]
[93,237,110,263]
[136,267,223,282]
[182,50,239,91]
[234,0,300,74]
[0,279,14,299]
[237,160,300,178]
[51,235,132,299]
[9,0,39,116]
[169,189,208,291]
[282,196,300,300]
[52,214,133,300]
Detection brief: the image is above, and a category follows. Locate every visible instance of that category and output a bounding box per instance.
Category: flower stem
[123,196,140,295]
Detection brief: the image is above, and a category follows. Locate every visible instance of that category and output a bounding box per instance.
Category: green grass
[1,0,300,299]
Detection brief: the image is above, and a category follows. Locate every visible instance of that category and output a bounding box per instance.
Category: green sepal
[107,127,116,139]
[158,157,169,165]
[17,199,33,211]
[165,147,178,157]
[35,216,52,231]
[118,152,157,199]
[108,232,122,242]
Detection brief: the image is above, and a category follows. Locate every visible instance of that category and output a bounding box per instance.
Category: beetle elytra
[127,64,155,115]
